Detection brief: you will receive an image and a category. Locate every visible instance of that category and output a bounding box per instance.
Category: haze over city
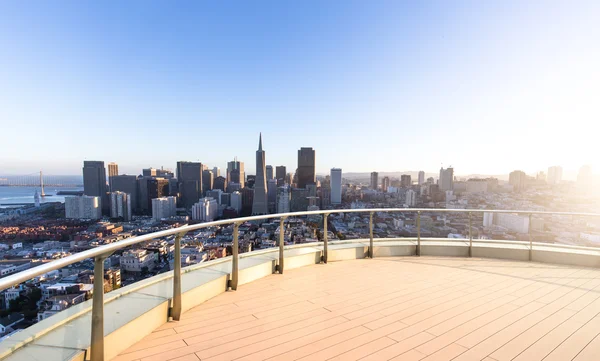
[2,1,599,177]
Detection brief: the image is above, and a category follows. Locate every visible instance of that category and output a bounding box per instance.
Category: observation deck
[1,208,600,361]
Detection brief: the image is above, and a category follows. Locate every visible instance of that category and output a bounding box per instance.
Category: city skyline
[1,2,599,176]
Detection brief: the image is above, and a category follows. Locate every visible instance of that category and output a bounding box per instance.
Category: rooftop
[115,257,600,361]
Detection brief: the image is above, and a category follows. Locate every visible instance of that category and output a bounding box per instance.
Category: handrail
[2,207,600,361]
[1,207,599,292]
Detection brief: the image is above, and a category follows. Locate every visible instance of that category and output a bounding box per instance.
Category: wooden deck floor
[114,257,600,361]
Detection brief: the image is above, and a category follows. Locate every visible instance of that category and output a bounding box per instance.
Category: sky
[1,1,599,179]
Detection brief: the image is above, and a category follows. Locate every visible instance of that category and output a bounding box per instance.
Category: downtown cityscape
[2,1,600,360]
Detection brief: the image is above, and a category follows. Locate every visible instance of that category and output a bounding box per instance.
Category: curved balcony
[1,208,600,361]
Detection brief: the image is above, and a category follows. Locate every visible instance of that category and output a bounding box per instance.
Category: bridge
[1,208,600,361]
[0,172,83,187]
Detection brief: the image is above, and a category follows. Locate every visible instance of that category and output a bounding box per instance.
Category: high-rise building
[252,133,268,215]
[266,165,274,180]
[65,195,102,220]
[267,179,277,213]
[107,162,118,192]
[213,176,227,192]
[110,191,132,221]
[241,187,254,216]
[401,175,411,188]
[191,197,218,222]
[509,170,527,192]
[206,190,223,205]
[286,172,294,187]
[276,166,286,186]
[418,171,425,185]
[226,159,245,189]
[330,168,342,205]
[230,191,242,213]
[297,147,316,189]
[290,188,308,212]
[151,196,176,221]
[319,186,331,209]
[212,167,220,178]
[177,161,203,209]
[370,172,378,190]
[143,168,174,178]
[227,182,241,193]
[146,178,170,212]
[277,186,290,213]
[547,166,563,185]
[202,170,213,194]
[405,189,416,207]
[82,161,107,211]
[111,175,138,214]
[382,176,390,192]
[439,167,454,191]
[246,175,256,188]
[220,193,231,207]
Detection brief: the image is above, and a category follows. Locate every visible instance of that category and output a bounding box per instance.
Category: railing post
[278,217,286,274]
[369,212,374,258]
[323,214,328,264]
[231,222,239,290]
[416,211,421,256]
[529,214,533,261]
[468,212,473,258]
[171,232,186,321]
[90,254,108,361]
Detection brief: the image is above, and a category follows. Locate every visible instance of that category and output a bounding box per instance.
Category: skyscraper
[276,166,286,186]
[439,167,454,191]
[330,168,342,205]
[65,195,102,220]
[382,176,390,192]
[547,166,563,185]
[401,175,411,188]
[418,171,425,185]
[252,133,268,215]
[267,179,277,213]
[202,170,213,194]
[212,167,220,178]
[509,170,527,192]
[83,161,108,213]
[370,172,378,190]
[266,165,274,180]
[297,147,316,189]
[213,176,227,192]
[226,158,245,188]
[151,197,177,221]
[111,175,138,214]
[177,161,203,209]
[110,191,132,221]
[107,162,118,192]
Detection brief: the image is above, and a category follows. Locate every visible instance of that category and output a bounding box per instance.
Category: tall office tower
[220,193,231,207]
[206,190,223,205]
[227,182,241,193]
[252,134,268,215]
[547,166,563,185]
[370,172,378,190]
[246,175,256,188]
[266,165,274,180]
[276,166,286,186]
[241,187,254,216]
[177,161,203,209]
[405,189,416,207]
[111,175,138,214]
[213,176,227,192]
[509,170,527,192]
[286,172,294,186]
[277,186,291,213]
[143,168,157,177]
[382,177,390,192]
[151,196,177,221]
[168,178,179,196]
[330,168,342,205]
[319,186,331,209]
[107,162,118,192]
[202,170,214,194]
[145,178,170,212]
[267,179,277,213]
[230,191,243,213]
[65,195,102,220]
[578,165,593,188]
[212,167,220,178]
[400,175,411,188]
[191,197,218,222]
[297,147,316,189]
[427,177,435,184]
[110,191,132,221]
[226,158,245,188]
[290,188,309,212]
[439,167,454,191]
[83,161,108,213]
[418,171,425,185]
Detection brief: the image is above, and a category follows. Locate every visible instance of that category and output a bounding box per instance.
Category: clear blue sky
[1,1,598,178]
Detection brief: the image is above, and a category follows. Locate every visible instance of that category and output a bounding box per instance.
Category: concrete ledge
[4,238,600,360]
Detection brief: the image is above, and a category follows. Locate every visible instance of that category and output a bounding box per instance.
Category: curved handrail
[1,207,599,292]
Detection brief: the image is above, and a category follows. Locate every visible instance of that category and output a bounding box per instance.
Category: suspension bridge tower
[40,170,46,197]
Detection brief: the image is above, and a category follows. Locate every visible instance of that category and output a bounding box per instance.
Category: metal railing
[1,208,599,360]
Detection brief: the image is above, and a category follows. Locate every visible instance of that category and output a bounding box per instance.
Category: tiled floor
[114,257,600,361]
